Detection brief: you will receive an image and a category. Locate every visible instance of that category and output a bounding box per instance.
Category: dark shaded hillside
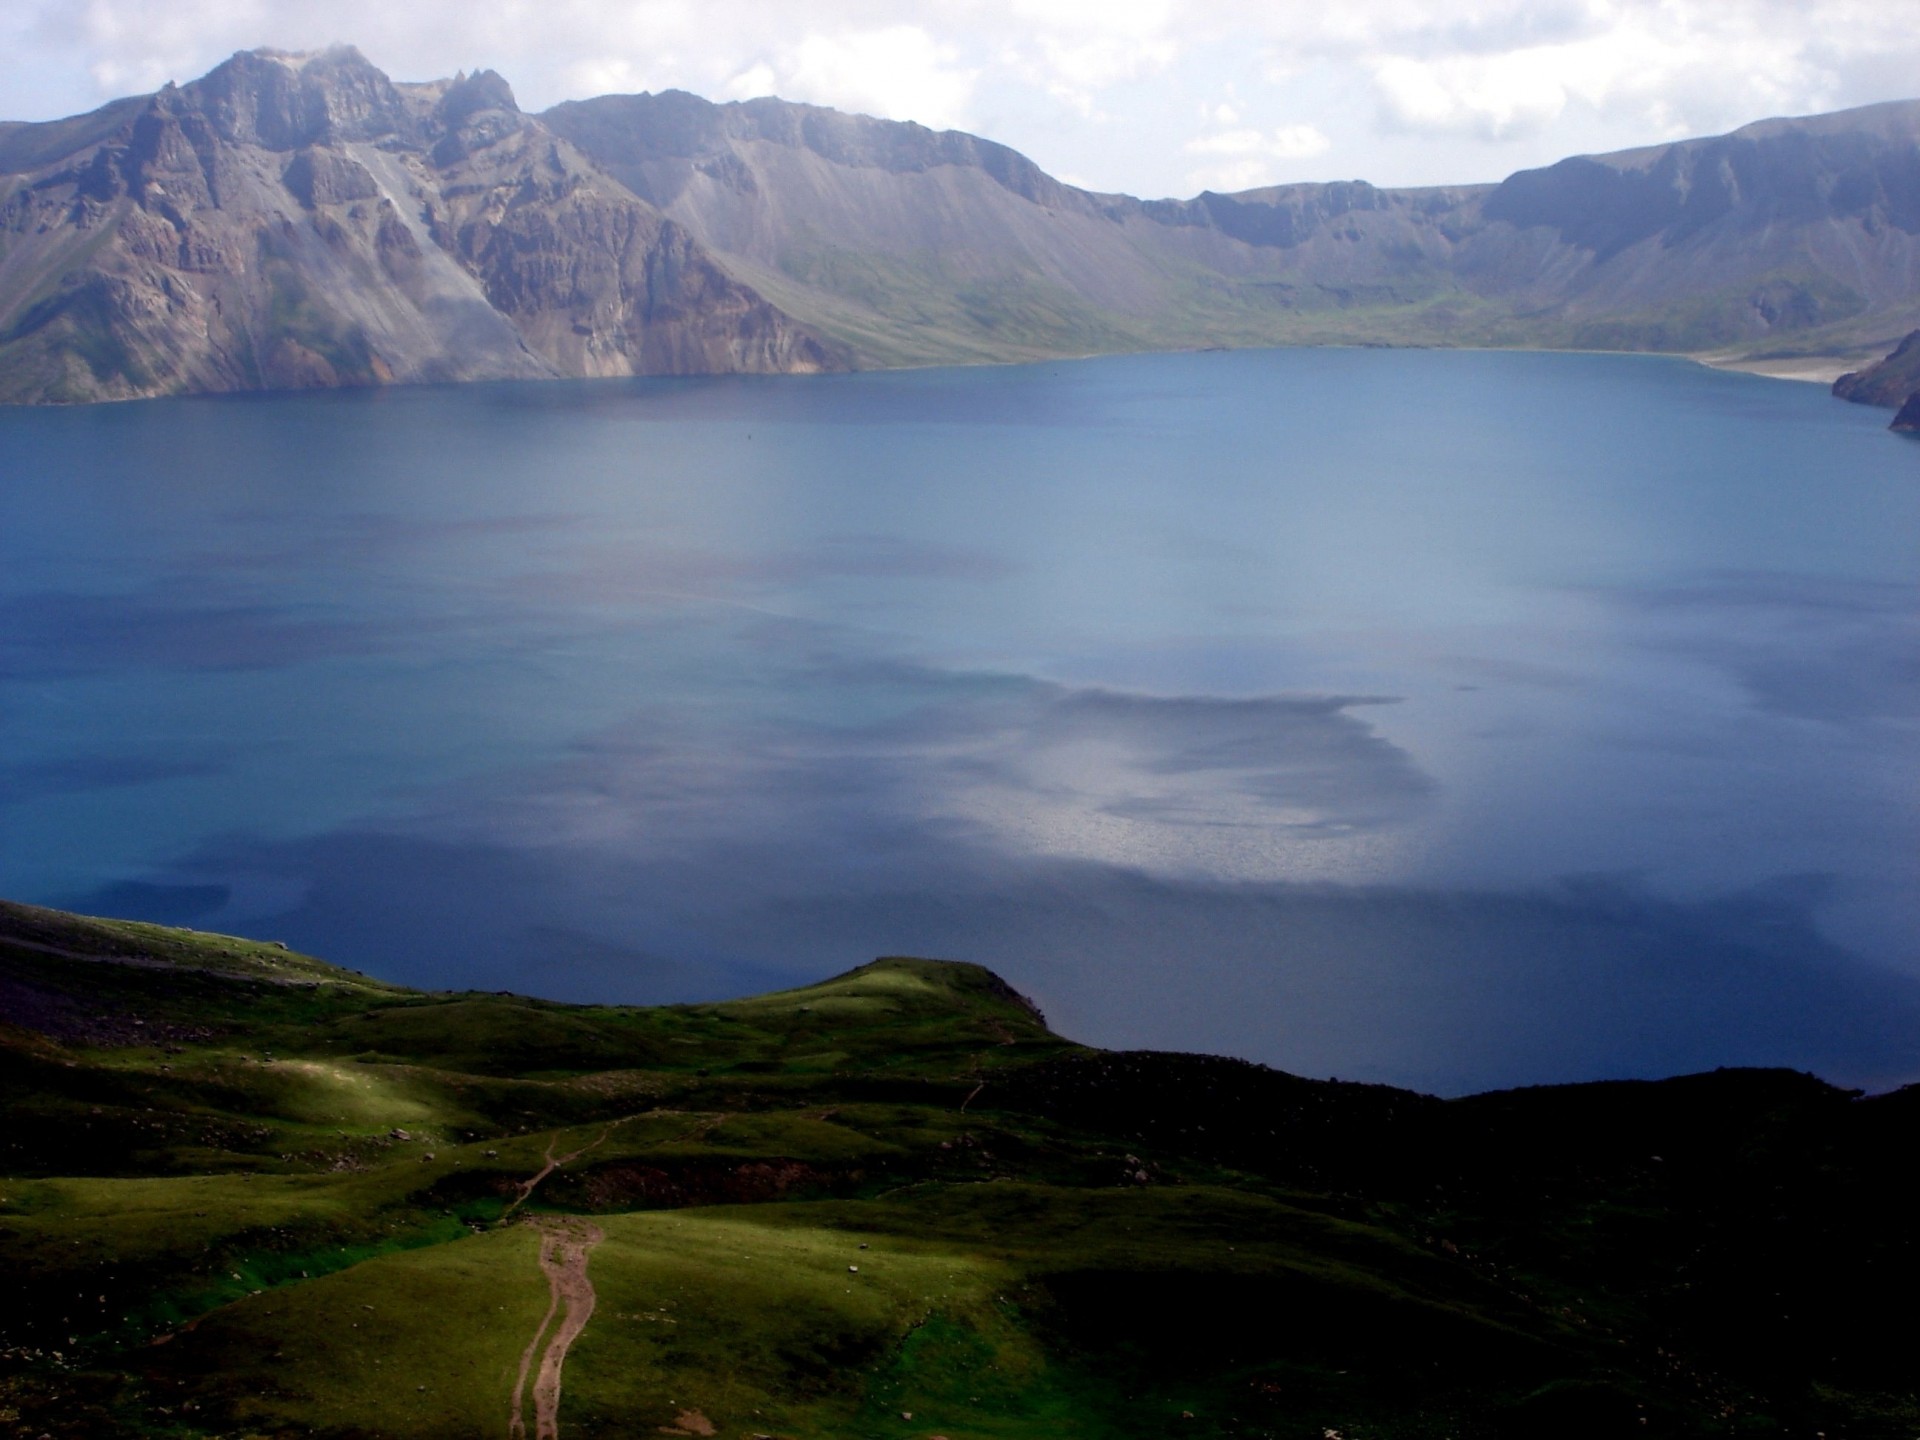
[1828,325,1920,428]
[1835,326,1920,413]
[2,898,1915,1439]
[0,97,149,175]
[994,1049,1920,1408]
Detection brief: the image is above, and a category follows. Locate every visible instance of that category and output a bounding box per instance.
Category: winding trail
[502,1123,623,1220]
[500,1124,638,1438]
[508,1217,605,1440]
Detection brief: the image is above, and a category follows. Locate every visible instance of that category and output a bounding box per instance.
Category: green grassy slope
[1,899,1914,1439]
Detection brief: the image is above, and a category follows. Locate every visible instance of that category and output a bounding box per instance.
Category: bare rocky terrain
[5,46,1920,402]
[549,89,1920,371]
[0,50,842,402]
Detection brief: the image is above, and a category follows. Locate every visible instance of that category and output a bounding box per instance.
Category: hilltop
[4,47,1920,401]
[2,898,1916,1439]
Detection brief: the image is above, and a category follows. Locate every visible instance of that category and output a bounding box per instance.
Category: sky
[5,1,1920,198]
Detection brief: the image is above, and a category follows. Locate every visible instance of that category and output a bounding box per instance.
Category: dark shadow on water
[94,822,1920,1098]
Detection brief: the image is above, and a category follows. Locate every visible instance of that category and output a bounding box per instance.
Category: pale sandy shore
[1691,352,1866,385]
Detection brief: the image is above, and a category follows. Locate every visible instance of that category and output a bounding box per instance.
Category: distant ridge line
[2,47,1918,402]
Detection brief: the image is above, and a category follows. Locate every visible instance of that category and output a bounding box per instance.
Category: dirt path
[500,1123,631,1437]
[508,1217,605,1440]
[503,1123,623,1220]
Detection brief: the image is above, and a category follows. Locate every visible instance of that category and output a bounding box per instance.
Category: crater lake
[3,346,1916,1094]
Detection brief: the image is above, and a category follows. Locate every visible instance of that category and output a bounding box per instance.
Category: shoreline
[1689,351,1864,385]
[1,339,1878,409]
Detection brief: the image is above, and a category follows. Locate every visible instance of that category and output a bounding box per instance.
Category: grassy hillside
[1,898,1915,1439]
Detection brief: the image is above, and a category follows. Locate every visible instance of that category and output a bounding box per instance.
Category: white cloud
[725,25,979,128]
[1245,0,1901,140]
[721,61,778,102]
[1370,51,1571,141]
[1185,123,1331,192]
[1362,8,1831,142]
[1006,0,1172,35]
[1027,32,1179,114]
[1187,125,1332,159]
[3,0,1918,194]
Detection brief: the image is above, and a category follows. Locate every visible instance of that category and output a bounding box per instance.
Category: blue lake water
[2,347,1917,1093]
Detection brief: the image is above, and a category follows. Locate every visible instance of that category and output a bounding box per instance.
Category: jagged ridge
[549,89,1920,368]
[0,47,845,403]
[7,48,1920,401]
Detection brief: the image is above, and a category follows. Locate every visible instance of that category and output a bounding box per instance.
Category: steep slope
[0,49,842,403]
[7,52,1920,399]
[1834,326,1920,409]
[1468,100,1920,355]
[547,90,1920,369]
[3,898,1918,1440]
[543,91,1505,365]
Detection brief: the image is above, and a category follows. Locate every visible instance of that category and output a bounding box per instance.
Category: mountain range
[5,46,1920,403]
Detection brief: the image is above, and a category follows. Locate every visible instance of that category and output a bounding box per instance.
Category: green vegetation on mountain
[2,898,1916,1439]
[551,91,1920,378]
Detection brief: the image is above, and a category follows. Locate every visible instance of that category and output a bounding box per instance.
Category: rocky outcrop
[0,47,845,403]
[1835,329,1920,405]
[1830,329,1920,430]
[281,149,381,207]
[430,108,837,378]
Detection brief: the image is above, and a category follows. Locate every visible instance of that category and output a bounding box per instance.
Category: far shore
[1691,351,1864,385]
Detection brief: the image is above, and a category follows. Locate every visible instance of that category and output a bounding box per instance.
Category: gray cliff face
[544,89,1920,369]
[0,48,842,403]
[542,93,1487,366]
[5,49,1920,401]
[1467,104,1920,347]
[1832,326,1920,429]
[421,76,838,379]
[1834,329,1920,407]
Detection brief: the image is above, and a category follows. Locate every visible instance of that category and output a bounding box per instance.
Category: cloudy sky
[6,3,1919,209]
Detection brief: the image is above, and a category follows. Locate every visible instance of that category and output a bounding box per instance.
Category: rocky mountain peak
[438,69,520,125]
[429,68,526,165]
[5,46,1920,403]
[172,45,415,150]
[0,44,846,402]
